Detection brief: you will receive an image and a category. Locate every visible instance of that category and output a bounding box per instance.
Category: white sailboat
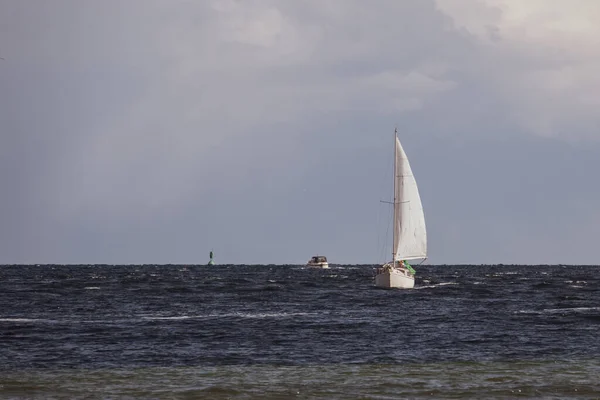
[375,128,427,289]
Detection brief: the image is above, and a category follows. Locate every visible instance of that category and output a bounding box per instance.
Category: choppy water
[1,264,599,399]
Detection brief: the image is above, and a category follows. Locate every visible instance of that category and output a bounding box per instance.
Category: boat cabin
[309,256,327,263]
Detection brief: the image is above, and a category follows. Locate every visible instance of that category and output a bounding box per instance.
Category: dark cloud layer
[1,0,598,264]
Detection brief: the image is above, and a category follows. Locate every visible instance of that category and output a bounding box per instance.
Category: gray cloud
[1,0,599,264]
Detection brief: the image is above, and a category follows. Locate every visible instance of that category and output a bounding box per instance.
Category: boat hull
[375,265,415,289]
[306,262,329,269]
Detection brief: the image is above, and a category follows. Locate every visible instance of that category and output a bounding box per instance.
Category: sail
[393,137,427,261]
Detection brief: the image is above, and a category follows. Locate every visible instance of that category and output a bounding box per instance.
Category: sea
[0,264,599,399]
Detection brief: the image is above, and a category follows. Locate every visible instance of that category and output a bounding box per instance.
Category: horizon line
[1,263,598,267]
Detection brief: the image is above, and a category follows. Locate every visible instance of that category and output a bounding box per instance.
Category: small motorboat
[306,255,329,268]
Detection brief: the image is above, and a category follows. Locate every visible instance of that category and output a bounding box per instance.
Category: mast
[392,127,398,261]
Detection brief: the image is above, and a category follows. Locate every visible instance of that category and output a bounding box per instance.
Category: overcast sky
[1,0,599,265]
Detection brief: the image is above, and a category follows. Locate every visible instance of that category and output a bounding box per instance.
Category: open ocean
[1,264,599,399]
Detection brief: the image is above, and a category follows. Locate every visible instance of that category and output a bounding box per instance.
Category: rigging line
[376,137,394,264]
[381,205,393,264]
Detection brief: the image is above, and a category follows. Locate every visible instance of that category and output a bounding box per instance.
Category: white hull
[374,264,415,289]
[306,262,329,269]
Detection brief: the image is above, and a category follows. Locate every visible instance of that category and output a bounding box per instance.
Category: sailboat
[207,250,215,266]
[374,128,427,289]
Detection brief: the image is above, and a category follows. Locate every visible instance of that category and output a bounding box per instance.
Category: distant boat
[208,250,215,266]
[306,255,329,268]
[374,128,427,289]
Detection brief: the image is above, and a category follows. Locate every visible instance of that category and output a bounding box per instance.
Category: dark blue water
[1,264,599,399]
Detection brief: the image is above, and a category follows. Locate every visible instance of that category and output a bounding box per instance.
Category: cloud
[437,0,600,139]
[1,0,599,263]
[38,0,462,219]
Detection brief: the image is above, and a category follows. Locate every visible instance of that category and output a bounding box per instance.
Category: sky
[1,0,599,265]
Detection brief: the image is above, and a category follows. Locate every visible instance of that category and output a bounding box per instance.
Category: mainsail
[393,136,427,261]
